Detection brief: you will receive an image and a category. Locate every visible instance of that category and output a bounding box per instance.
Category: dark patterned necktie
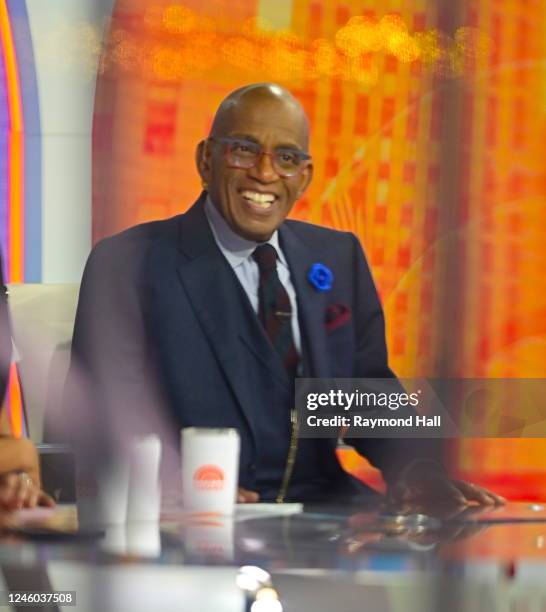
[253,244,299,377]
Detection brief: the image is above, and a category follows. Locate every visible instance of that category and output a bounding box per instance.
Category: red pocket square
[325,304,351,331]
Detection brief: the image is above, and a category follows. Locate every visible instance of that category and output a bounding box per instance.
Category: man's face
[197,96,313,242]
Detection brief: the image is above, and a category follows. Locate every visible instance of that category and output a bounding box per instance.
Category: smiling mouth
[240,190,277,211]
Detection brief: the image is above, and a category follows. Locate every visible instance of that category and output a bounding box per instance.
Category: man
[71,83,503,506]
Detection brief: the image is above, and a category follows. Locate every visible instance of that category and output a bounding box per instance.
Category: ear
[296,161,314,199]
[195,140,211,183]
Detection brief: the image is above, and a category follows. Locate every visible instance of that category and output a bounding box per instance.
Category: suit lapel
[279,223,330,378]
[175,196,290,437]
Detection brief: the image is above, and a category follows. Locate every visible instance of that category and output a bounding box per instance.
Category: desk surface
[1,502,545,611]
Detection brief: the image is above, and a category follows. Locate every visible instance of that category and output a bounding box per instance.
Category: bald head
[210,83,310,151]
[197,82,313,242]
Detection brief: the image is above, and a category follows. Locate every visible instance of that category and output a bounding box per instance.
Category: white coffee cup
[181,428,240,515]
[78,436,161,528]
[127,435,162,523]
[126,522,161,557]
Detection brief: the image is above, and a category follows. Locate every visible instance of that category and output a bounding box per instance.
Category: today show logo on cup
[181,427,239,514]
[193,464,225,491]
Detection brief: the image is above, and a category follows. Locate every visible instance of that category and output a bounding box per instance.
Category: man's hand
[387,461,506,509]
[237,487,259,503]
[0,472,55,511]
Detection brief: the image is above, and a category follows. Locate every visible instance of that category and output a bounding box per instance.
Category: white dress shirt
[204,196,302,355]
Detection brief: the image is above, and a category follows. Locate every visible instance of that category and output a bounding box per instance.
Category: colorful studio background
[1,0,546,502]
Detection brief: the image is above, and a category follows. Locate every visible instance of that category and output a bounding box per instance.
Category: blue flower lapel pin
[307,263,334,292]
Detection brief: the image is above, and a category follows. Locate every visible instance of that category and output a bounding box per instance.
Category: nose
[248,152,278,183]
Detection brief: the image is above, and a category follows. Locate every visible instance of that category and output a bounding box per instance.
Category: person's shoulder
[284,218,355,245]
[83,215,184,283]
[97,215,181,251]
[90,215,183,261]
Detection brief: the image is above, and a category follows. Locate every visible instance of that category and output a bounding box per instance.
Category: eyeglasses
[207,137,311,178]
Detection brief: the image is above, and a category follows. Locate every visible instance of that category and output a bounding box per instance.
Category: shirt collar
[204,195,285,269]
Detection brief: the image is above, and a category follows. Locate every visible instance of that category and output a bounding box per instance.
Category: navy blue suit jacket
[71,194,417,501]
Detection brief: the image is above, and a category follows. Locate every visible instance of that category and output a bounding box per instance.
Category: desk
[1,502,545,611]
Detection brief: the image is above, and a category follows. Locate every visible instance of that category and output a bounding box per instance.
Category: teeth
[241,190,275,207]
